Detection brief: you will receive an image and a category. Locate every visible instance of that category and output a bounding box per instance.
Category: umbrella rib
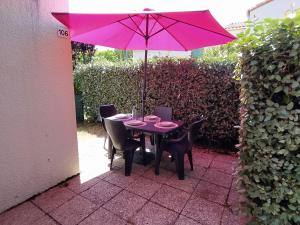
[129,15,146,37]
[149,20,179,38]
[122,15,146,49]
[158,14,234,39]
[118,20,145,38]
[150,14,188,51]
[148,14,158,36]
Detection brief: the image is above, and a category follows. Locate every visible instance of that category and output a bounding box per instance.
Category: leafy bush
[75,58,239,148]
[237,15,300,225]
[200,42,238,64]
[72,41,95,69]
[74,61,141,117]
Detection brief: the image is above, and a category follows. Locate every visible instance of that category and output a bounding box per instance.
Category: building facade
[0,0,79,213]
[248,0,300,21]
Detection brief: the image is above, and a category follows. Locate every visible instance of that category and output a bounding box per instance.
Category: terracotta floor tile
[81,180,122,206]
[192,181,229,205]
[32,215,58,225]
[103,190,147,221]
[210,160,235,175]
[132,202,178,225]
[193,150,216,162]
[166,174,199,193]
[32,186,75,213]
[221,208,249,225]
[202,169,232,188]
[131,163,152,176]
[227,189,247,215]
[105,169,139,187]
[192,157,212,168]
[185,166,207,179]
[182,197,224,225]
[151,185,191,213]
[174,215,202,225]
[79,207,127,225]
[143,168,174,184]
[0,202,44,225]
[214,154,237,164]
[65,175,100,194]
[125,176,162,199]
[50,195,97,225]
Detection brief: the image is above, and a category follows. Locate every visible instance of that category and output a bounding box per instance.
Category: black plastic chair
[156,118,204,180]
[104,119,142,176]
[99,105,117,149]
[149,106,173,145]
[154,106,173,121]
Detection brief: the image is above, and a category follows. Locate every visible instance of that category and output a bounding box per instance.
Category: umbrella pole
[142,49,148,121]
[142,14,149,122]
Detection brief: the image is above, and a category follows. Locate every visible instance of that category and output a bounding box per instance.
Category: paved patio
[0,124,247,225]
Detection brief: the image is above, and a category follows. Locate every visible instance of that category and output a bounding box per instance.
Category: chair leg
[110,147,116,170]
[187,151,193,171]
[104,134,107,149]
[175,152,185,180]
[124,150,135,176]
[155,149,163,175]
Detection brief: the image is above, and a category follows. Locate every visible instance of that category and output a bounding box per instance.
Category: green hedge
[74,61,141,116]
[75,58,239,148]
[237,15,300,225]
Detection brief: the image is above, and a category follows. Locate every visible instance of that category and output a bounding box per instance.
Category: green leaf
[291,81,299,88]
[287,102,294,110]
[274,86,283,93]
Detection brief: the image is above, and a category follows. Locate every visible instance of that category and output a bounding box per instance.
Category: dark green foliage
[74,61,141,118]
[236,15,300,225]
[146,58,239,147]
[72,41,95,69]
[75,58,239,148]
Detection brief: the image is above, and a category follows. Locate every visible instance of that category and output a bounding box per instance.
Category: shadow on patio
[0,123,247,225]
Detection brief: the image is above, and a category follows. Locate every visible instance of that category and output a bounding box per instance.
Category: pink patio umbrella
[52,9,235,119]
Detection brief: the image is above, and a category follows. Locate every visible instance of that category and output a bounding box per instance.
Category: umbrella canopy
[52,9,236,118]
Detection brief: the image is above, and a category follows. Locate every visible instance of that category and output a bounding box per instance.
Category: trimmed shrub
[75,58,239,148]
[74,61,141,117]
[146,59,239,147]
[236,15,300,225]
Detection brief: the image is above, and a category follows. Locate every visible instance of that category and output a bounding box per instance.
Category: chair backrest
[99,104,117,119]
[154,106,173,121]
[188,118,204,148]
[104,119,127,150]
[99,105,117,130]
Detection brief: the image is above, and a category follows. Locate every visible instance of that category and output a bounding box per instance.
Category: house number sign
[57,27,69,39]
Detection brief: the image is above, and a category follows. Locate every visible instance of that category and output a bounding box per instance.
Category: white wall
[248,0,300,21]
[0,0,79,213]
[133,50,191,60]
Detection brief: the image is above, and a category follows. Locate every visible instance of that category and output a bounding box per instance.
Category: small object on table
[154,121,178,129]
[144,115,160,122]
[124,120,147,127]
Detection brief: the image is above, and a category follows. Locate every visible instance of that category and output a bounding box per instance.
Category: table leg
[154,134,162,175]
